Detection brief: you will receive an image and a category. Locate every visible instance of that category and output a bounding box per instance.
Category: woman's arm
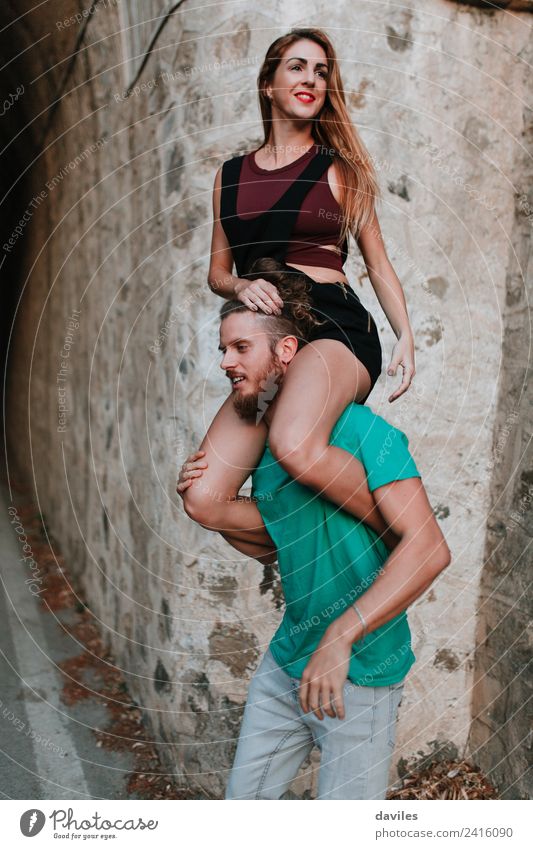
[356,208,416,402]
[207,166,243,298]
[207,166,284,313]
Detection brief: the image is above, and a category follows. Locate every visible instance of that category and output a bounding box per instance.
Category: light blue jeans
[225,647,405,800]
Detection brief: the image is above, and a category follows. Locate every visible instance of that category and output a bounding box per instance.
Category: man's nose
[220,351,235,370]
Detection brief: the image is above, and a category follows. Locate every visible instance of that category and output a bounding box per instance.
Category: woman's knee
[268,425,326,484]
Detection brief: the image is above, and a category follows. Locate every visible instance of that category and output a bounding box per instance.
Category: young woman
[183,27,415,538]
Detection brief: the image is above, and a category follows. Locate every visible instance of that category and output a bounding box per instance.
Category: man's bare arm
[321,477,450,648]
[218,531,278,566]
[299,476,451,720]
[177,450,277,565]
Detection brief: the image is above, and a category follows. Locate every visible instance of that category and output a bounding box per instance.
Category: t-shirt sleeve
[353,412,421,492]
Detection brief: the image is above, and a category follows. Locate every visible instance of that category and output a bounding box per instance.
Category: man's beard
[232,353,283,423]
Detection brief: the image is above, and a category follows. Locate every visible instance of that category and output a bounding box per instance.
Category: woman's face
[266,38,329,122]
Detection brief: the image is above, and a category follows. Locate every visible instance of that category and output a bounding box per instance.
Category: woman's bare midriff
[285,244,350,285]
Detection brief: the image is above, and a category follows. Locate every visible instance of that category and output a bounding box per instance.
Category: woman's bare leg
[219,531,278,566]
[182,394,269,540]
[182,348,395,547]
[268,339,396,544]
[178,441,277,563]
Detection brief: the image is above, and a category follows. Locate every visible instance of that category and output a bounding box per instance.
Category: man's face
[219,311,284,421]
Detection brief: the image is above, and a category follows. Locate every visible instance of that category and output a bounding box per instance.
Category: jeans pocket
[340,681,376,731]
[387,682,405,748]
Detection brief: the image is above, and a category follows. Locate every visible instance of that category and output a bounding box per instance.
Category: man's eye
[237,346,247,352]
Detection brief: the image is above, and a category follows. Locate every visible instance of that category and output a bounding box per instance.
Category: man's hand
[176,450,207,498]
[299,627,352,721]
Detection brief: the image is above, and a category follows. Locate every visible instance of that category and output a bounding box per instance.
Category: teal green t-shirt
[251,403,422,687]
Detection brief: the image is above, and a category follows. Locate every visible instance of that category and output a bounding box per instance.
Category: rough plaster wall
[3,1,531,797]
[354,3,531,788]
[466,32,533,798]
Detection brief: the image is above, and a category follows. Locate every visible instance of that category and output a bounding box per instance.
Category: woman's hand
[387,332,415,402]
[299,628,352,721]
[176,450,207,498]
[234,277,284,315]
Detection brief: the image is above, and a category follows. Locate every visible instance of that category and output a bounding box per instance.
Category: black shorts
[279,264,382,402]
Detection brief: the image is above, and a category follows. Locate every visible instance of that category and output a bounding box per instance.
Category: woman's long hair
[257,28,381,247]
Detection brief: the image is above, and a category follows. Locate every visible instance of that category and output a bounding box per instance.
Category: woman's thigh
[193,394,268,501]
[269,339,371,458]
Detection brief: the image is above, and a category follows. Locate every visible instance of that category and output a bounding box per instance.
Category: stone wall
[1,0,531,797]
[467,40,533,797]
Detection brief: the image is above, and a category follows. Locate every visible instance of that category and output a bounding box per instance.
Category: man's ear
[278,335,299,365]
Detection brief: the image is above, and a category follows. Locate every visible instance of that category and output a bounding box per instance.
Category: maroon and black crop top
[220,143,348,278]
